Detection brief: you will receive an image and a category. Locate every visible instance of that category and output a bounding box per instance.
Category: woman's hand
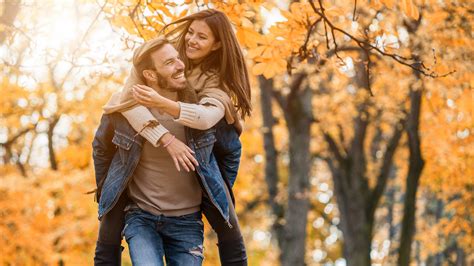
[132,84,181,118]
[132,84,164,108]
[160,133,199,172]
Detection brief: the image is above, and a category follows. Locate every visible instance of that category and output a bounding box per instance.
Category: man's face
[149,43,186,91]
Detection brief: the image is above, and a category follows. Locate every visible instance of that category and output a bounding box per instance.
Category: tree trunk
[258,76,285,246]
[327,154,372,266]
[425,198,444,266]
[281,83,312,266]
[338,185,372,266]
[455,246,466,266]
[337,55,373,266]
[397,85,425,266]
[258,73,313,266]
[322,52,404,265]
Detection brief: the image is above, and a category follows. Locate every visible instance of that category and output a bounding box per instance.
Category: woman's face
[184,20,221,62]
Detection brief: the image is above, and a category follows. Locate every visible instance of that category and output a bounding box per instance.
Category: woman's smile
[184,20,220,62]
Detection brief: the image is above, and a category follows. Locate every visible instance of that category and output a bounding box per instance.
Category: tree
[1,0,471,264]
[101,1,472,265]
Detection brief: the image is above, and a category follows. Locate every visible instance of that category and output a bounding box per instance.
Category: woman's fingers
[134,85,154,96]
[133,95,149,105]
[132,86,150,98]
[185,146,199,166]
[186,150,199,167]
[137,84,155,92]
[132,88,154,106]
[177,157,190,172]
[132,90,146,101]
[185,154,196,171]
[182,155,195,172]
[132,86,149,96]
[186,146,195,154]
[172,157,181,172]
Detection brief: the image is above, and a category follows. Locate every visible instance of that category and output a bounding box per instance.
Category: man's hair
[133,37,170,81]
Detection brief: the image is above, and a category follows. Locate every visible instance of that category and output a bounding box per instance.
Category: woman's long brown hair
[161,9,252,119]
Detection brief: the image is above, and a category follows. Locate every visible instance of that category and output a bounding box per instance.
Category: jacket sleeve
[92,114,116,199]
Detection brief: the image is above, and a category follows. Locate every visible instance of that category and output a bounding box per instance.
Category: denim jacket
[92,112,241,224]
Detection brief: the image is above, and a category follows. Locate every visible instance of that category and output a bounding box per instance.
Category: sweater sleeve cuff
[175,102,197,124]
[121,105,169,147]
[140,125,169,147]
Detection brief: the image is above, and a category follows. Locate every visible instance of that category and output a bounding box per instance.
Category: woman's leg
[94,193,128,266]
[202,185,247,266]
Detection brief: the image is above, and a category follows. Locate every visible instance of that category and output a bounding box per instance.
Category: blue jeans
[123,208,204,266]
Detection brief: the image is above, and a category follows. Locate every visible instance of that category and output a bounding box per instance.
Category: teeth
[173,73,184,79]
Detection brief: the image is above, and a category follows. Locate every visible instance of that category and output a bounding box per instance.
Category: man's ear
[211,41,222,51]
[143,70,157,82]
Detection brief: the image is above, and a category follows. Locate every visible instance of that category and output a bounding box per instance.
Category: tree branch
[323,132,346,166]
[308,0,455,78]
[369,117,406,217]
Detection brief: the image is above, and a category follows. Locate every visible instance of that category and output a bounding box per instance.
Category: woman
[95,9,251,266]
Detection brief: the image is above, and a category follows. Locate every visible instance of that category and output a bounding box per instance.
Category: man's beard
[156,71,186,92]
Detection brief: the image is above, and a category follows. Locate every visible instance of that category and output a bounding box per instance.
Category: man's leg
[161,211,204,266]
[201,186,248,266]
[123,209,165,266]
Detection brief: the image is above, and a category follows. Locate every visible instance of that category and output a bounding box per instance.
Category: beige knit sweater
[102,36,242,145]
[104,69,242,145]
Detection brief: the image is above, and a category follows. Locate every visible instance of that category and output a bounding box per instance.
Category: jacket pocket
[112,131,133,164]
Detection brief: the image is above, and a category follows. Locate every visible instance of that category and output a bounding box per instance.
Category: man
[93,37,205,265]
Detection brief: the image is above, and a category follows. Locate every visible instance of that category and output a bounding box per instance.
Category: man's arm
[92,114,116,200]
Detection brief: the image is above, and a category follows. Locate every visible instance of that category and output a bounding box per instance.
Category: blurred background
[0,0,472,265]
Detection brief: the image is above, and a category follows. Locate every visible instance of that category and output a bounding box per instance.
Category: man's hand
[160,133,199,172]
[132,84,163,108]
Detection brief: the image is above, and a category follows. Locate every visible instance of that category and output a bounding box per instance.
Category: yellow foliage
[1,0,473,264]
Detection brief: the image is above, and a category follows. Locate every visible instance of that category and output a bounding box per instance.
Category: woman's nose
[188,36,197,45]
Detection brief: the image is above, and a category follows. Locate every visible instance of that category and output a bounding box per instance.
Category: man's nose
[176,58,185,69]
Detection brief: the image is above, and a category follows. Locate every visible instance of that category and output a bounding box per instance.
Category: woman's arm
[132,84,225,130]
[121,105,198,172]
[132,85,181,118]
[121,105,169,146]
[175,98,224,130]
